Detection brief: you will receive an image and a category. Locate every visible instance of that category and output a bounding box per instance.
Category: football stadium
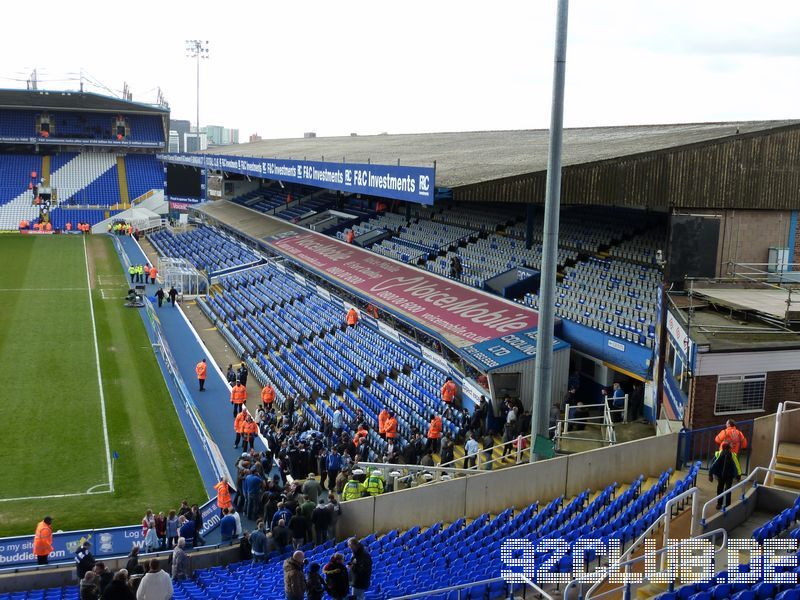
[2,5,800,600]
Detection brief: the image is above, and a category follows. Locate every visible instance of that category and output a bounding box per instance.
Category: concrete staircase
[42,155,51,187]
[116,155,130,208]
[774,442,800,490]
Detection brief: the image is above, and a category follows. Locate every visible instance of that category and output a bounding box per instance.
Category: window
[714,374,767,415]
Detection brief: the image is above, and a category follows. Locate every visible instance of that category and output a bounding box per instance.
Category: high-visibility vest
[243,420,258,438]
[378,410,389,434]
[33,521,53,556]
[441,381,457,403]
[196,362,207,380]
[214,481,232,509]
[261,385,275,405]
[713,450,743,476]
[149,267,158,280]
[234,412,247,433]
[384,417,398,439]
[128,265,136,276]
[346,309,358,326]
[715,427,747,455]
[365,475,384,496]
[231,384,247,404]
[428,417,442,439]
[342,480,364,501]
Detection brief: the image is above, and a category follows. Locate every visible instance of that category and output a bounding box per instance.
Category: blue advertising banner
[663,368,687,421]
[459,327,569,371]
[159,153,436,205]
[560,319,653,380]
[0,498,219,567]
[0,136,163,148]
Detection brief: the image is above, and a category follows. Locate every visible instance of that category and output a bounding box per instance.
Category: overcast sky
[2,0,798,140]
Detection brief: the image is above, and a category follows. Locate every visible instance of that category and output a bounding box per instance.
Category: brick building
[663,287,800,430]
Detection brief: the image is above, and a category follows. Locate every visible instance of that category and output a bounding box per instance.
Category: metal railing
[572,486,707,600]
[700,466,800,528]
[677,420,753,473]
[555,399,626,451]
[767,401,800,474]
[388,575,552,600]
[567,526,727,600]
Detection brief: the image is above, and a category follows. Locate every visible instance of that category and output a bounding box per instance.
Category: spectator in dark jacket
[272,519,290,550]
[79,571,99,600]
[93,562,112,595]
[306,562,325,600]
[125,546,142,575]
[347,538,372,599]
[100,570,135,600]
[323,553,349,600]
[709,443,741,509]
[288,507,308,549]
[75,542,95,579]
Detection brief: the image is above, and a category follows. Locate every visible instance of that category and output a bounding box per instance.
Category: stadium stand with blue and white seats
[0,154,44,229]
[51,154,120,205]
[0,109,164,144]
[124,154,163,199]
[332,203,666,348]
[195,260,463,457]
[231,186,338,222]
[0,151,162,230]
[18,465,703,600]
[148,225,263,275]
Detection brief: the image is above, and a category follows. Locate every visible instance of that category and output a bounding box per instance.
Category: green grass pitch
[0,234,206,537]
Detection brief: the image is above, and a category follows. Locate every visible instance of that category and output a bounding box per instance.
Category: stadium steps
[115,155,130,208]
[42,155,51,187]
[774,443,800,490]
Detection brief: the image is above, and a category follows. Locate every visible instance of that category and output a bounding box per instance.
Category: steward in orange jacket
[196,359,207,392]
[427,414,443,453]
[715,420,748,456]
[261,383,276,408]
[441,377,458,405]
[384,413,398,440]
[231,382,247,417]
[378,408,390,438]
[346,308,359,327]
[33,517,54,564]
[242,416,258,452]
[214,478,232,512]
[234,411,247,448]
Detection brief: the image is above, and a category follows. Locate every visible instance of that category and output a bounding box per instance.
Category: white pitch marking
[84,236,115,494]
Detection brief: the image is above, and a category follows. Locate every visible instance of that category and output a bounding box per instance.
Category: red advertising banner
[267,231,539,347]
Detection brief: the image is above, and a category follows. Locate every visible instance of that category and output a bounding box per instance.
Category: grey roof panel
[206,121,800,188]
[0,89,169,115]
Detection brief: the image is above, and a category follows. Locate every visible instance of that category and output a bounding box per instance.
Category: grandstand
[3,90,800,600]
[148,225,263,276]
[0,90,167,230]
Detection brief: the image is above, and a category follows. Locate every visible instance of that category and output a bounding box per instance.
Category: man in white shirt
[230,507,243,538]
[136,558,173,600]
[463,433,480,469]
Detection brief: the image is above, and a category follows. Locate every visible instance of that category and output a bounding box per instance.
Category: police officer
[364,469,385,497]
[128,264,136,284]
[341,471,366,501]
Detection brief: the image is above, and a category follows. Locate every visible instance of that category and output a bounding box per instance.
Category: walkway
[112,234,271,534]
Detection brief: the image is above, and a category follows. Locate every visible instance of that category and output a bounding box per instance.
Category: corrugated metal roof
[0,89,168,114]
[206,121,800,189]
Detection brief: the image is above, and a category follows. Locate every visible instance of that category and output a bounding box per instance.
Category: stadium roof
[0,89,168,115]
[209,120,799,189]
